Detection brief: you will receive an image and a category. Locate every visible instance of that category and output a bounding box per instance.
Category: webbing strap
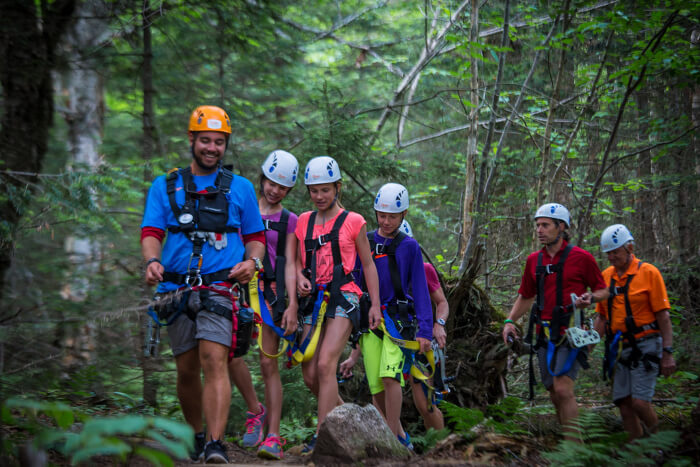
[261,209,290,314]
[289,285,329,366]
[248,272,294,359]
[368,230,408,303]
[546,340,579,376]
[303,210,353,318]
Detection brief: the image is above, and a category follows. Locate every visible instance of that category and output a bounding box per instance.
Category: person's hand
[368,304,381,330]
[502,322,518,344]
[145,261,164,286]
[339,356,356,379]
[660,352,677,377]
[229,259,256,284]
[297,276,312,297]
[433,322,447,349]
[417,337,431,354]
[280,304,298,336]
[576,292,594,308]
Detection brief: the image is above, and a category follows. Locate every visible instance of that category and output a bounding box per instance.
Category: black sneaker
[204,439,229,464]
[190,431,206,462]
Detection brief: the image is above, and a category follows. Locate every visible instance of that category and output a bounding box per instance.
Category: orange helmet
[188,105,232,134]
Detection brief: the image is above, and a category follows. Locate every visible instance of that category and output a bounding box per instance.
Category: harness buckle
[317,235,328,246]
[263,219,271,231]
[544,264,553,274]
[185,274,202,287]
[375,243,385,255]
[396,299,409,305]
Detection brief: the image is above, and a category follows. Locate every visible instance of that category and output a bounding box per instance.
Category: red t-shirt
[423,263,441,294]
[518,241,606,321]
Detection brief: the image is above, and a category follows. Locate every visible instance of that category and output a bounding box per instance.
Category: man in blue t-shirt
[141,105,265,463]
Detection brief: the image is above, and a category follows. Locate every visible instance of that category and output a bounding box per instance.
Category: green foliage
[441,401,485,437]
[2,397,192,466]
[542,410,688,467]
[410,427,450,453]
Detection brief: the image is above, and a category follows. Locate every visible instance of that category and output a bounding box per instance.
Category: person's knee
[177,365,200,385]
[260,355,278,378]
[199,348,226,374]
[630,397,653,414]
[316,357,336,381]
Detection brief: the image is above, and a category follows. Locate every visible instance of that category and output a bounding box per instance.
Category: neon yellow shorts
[360,331,406,395]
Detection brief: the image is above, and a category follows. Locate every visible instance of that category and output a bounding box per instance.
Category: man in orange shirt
[593,224,677,441]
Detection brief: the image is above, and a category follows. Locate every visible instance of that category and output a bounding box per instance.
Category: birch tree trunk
[458,0,480,262]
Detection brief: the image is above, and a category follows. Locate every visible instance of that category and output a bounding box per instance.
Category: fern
[410,427,450,452]
[440,401,485,435]
[543,410,686,467]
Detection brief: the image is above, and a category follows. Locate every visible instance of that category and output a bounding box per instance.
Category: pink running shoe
[242,403,267,448]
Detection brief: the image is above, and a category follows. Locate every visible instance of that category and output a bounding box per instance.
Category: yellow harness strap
[376,320,436,382]
[249,273,290,359]
[289,289,330,366]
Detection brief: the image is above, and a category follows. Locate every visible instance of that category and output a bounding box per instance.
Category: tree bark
[141,4,161,409]
[0,0,77,301]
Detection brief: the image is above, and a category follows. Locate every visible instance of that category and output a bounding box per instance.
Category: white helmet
[374,183,409,213]
[399,220,413,237]
[261,150,299,187]
[304,156,341,185]
[600,224,634,253]
[534,203,571,227]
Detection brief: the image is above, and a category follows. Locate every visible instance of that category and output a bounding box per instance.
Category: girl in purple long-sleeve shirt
[340,183,431,450]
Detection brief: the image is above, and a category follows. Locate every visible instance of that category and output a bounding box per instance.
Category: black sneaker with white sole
[190,431,206,462]
[204,439,229,464]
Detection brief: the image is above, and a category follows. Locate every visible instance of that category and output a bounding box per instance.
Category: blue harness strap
[289,285,327,361]
[257,281,295,345]
[546,340,579,377]
[147,289,192,326]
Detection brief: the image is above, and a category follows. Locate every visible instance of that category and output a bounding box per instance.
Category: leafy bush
[2,397,192,466]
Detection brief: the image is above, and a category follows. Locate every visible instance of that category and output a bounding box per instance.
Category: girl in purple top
[341,183,432,450]
[233,150,300,460]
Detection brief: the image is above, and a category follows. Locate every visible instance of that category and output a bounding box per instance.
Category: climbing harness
[364,230,437,387]
[524,244,590,398]
[602,261,659,380]
[249,271,296,360]
[260,209,291,319]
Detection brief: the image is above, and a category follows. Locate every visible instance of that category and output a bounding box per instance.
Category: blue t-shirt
[357,231,433,341]
[141,168,264,292]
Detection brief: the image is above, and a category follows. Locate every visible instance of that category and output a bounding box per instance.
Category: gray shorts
[155,284,233,357]
[537,341,587,389]
[612,335,661,403]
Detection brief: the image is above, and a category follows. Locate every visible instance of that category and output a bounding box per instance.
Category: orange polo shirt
[595,255,670,338]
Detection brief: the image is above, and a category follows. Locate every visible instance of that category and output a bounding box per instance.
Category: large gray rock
[312,403,412,464]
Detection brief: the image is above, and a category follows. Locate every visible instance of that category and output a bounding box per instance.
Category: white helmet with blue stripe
[304,156,341,185]
[374,183,409,213]
[534,203,571,227]
[600,224,634,253]
[261,150,299,187]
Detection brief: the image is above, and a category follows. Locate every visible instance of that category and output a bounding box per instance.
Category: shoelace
[245,413,264,434]
[262,435,287,448]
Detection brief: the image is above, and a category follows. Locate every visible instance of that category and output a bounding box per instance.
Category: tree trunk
[141,4,162,409]
[0,0,77,301]
[458,0,480,263]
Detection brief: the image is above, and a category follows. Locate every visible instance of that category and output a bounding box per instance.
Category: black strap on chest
[367,230,413,322]
[163,167,237,286]
[261,209,291,315]
[605,261,659,368]
[165,166,237,234]
[303,210,354,318]
[534,244,573,340]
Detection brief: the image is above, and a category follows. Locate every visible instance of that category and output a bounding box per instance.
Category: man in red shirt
[593,224,676,441]
[502,203,608,435]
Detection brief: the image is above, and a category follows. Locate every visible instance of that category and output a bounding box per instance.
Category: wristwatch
[249,257,263,272]
[662,346,674,354]
[146,257,161,266]
[436,318,446,326]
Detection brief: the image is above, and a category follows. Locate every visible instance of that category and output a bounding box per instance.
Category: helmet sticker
[305,167,310,180]
[326,161,335,177]
[292,167,297,182]
[206,119,222,130]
